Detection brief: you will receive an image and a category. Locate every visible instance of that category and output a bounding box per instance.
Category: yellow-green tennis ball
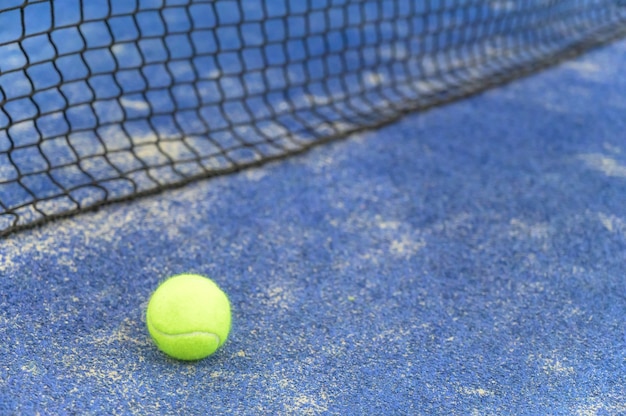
[146,274,231,361]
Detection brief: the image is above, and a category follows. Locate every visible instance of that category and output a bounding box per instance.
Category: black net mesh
[1,0,625,236]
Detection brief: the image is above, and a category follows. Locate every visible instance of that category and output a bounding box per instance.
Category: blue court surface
[2,1,626,415]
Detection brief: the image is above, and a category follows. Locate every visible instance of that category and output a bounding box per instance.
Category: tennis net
[1,0,625,236]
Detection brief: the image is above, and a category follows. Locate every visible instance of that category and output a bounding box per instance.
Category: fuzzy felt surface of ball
[146,274,231,361]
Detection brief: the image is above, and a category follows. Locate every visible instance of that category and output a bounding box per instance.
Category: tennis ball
[146,273,231,361]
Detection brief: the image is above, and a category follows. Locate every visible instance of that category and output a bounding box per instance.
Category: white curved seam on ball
[149,324,222,343]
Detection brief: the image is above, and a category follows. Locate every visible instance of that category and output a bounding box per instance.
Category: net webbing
[1,0,625,236]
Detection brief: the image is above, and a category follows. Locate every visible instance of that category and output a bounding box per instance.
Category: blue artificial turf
[1,38,626,415]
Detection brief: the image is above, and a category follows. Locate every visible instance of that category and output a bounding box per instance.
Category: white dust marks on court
[376,217,426,259]
[563,41,624,83]
[260,284,296,310]
[563,60,603,82]
[572,397,626,416]
[118,97,150,112]
[75,317,151,364]
[577,152,626,178]
[364,71,385,87]
[0,164,16,187]
[597,212,626,237]
[508,218,551,251]
[524,352,577,390]
[58,323,153,403]
[243,166,269,182]
[1,227,84,275]
[0,246,17,273]
[457,385,496,398]
[55,321,146,392]
[283,394,329,415]
[0,180,219,270]
[254,266,301,312]
[537,356,575,376]
[334,213,427,266]
[0,43,27,72]
[489,0,517,11]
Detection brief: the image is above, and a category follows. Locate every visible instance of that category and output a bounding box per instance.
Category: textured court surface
[1,39,626,414]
